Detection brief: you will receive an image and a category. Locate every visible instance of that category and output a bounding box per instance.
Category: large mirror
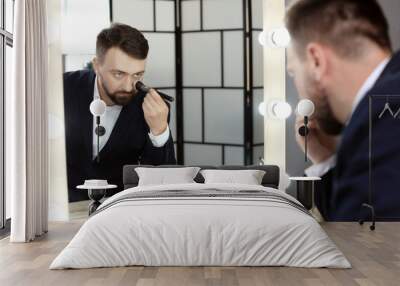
[60,0,264,205]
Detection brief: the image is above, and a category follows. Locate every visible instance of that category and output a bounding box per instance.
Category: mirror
[60,0,264,204]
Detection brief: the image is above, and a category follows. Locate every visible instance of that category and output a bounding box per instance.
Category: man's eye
[114,72,123,78]
[134,73,144,79]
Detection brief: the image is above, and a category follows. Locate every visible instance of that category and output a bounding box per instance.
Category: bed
[50,165,350,269]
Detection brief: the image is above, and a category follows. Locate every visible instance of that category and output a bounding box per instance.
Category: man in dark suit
[64,23,176,202]
[285,0,400,221]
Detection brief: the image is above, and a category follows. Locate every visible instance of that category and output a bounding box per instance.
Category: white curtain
[8,0,49,242]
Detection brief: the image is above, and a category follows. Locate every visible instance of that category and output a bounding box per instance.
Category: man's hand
[295,116,339,164]
[142,89,169,135]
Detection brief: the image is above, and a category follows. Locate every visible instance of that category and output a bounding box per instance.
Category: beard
[100,79,137,106]
[305,76,344,136]
[316,98,344,135]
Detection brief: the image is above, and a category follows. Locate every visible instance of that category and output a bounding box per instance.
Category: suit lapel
[98,91,146,159]
[79,70,96,162]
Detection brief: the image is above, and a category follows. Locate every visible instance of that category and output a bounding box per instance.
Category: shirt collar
[93,75,100,100]
[350,57,390,117]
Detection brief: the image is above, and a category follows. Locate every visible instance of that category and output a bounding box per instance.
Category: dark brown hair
[286,0,392,58]
[96,23,149,61]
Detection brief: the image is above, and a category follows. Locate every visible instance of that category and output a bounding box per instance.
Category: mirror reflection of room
[64,23,176,202]
[62,0,264,205]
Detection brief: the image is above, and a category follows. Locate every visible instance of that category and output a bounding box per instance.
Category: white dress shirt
[92,77,170,159]
[305,57,390,177]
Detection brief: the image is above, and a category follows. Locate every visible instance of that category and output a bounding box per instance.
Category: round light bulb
[258,28,291,48]
[258,31,267,46]
[272,101,292,119]
[270,27,291,47]
[258,101,266,116]
[296,99,315,117]
[90,99,106,116]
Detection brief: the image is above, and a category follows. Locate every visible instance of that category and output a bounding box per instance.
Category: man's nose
[123,76,134,92]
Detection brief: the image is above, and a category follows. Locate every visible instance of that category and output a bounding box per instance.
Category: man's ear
[305,43,328,82]
[92,57,99,74]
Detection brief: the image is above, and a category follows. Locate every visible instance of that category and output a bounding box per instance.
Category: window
[0,0,14,235]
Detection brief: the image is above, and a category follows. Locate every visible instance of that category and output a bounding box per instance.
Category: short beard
[316,99,344,135]
[100,79,136,106]
[307,77,344,136]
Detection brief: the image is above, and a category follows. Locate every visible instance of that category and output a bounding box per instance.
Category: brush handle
[136,81,174,102]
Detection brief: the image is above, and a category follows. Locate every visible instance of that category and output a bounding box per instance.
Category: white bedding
[50,183,351,269]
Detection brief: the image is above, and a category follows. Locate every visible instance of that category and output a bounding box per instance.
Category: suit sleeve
[141,132,176,165]
[316,98,400,221]
[140,99,177,165]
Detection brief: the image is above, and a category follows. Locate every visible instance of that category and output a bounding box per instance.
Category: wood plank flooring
[0,221,399,286]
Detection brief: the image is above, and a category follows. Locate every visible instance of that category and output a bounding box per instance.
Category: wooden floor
[0,221,399,286]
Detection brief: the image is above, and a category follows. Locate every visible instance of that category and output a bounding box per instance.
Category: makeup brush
[135,81,174,102]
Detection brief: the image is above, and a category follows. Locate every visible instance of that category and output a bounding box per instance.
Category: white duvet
[50,183,351,269]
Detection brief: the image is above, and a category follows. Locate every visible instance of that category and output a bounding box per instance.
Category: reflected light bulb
[296,99,315,117]
[90,99,106,116]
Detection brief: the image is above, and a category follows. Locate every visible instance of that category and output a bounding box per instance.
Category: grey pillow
[200,169,266,185]
[135,167,201,186]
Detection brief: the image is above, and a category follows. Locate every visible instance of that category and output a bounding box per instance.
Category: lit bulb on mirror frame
[258,101,266,116]
[270,27,291,47]
[258,27,291,48]
[273,101,292,119]
[258,100,292,119]
[265,100,293,119]
[258,31,267,46]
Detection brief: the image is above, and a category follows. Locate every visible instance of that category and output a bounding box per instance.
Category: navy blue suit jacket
[64,69,176,202]
[315,51,400,221]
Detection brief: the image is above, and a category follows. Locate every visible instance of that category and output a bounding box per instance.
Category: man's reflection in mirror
[64,23,176,202]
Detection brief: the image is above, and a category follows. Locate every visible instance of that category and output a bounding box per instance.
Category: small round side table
[76,184,117,215]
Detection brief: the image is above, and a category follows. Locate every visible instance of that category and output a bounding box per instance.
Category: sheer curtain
[8,0,49,242]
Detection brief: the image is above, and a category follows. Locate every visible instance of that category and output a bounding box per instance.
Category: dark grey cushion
[123,165,280,189]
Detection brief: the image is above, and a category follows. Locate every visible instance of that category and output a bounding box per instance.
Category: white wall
[61,0,110,54]
[61,0,110,71]
[47,0,70,221]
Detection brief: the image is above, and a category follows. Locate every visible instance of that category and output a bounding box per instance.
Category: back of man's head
[286,0,392,59]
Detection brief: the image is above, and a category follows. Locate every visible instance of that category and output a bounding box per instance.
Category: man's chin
[110,95,133,106]
[117,98,131,105]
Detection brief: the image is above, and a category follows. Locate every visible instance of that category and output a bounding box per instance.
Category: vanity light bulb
[259,28,291,48]
[272,101,292,119]
[270,27,291,48]
[258,31,267,46]
[258,101,266,116]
